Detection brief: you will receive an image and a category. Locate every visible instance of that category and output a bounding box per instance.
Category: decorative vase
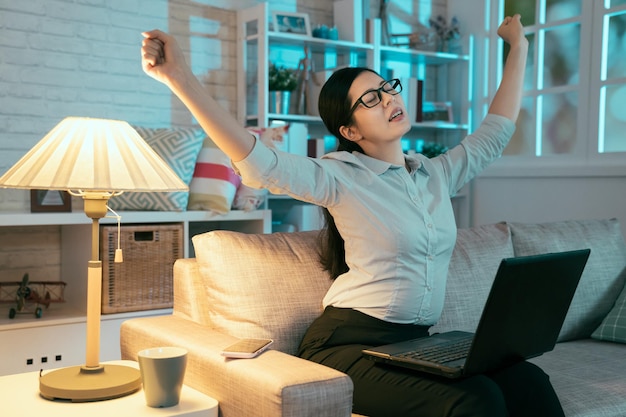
[269,91,291,114]
[444,39,462,54]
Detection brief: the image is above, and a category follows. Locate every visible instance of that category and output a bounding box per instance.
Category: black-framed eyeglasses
[346,78,403,120]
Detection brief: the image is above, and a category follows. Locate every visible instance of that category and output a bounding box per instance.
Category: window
[598,3,626,152]
[502,0,583,156]
[498,0,626,158]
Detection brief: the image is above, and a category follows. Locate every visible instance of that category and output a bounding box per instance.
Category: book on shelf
[415,79,423,123]
[398,77,424,123]
[308,138,326,158]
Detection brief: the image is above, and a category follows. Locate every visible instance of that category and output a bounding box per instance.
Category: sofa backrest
[190,219,626,356]
[508,218,626,341]
[433,219,626,342]
[430,222,515,335]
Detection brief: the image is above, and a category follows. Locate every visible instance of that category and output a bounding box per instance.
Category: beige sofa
[121,218,626,417]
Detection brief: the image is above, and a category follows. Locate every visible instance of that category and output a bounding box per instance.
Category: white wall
[472,172,626,238]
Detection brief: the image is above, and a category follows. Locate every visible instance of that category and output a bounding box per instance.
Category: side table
[0,360,218,417]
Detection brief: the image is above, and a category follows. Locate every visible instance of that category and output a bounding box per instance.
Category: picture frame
[272,11,311,37]
[30,189,72,213]
[422,101,453,123]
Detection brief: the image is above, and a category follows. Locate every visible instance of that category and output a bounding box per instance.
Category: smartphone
[220,338,274,359]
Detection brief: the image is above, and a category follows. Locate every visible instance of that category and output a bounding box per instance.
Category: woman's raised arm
[488,14,529,122]
[141,29,255,162]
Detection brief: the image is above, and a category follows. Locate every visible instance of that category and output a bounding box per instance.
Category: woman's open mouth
[389,109,403,121]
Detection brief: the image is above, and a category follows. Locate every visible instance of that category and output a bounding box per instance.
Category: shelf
[380,45,470,65]
[246,113,469,131]
[0,306,171,331]
[0,208,271,348]
[246,113,324,125]
[0,209,270,227]
[247,31,374,55]
[237,3,472,229]
[268,194,294,200]
[412,121,470,130]
[239,3,471,136]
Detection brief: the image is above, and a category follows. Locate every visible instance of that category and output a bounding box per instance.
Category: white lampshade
[0,117,187,192]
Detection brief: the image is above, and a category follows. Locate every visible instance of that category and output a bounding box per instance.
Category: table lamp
[0,117,188,402]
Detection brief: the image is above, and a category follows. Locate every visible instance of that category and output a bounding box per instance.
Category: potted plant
[429,15,461,53]
[268,63,298,114]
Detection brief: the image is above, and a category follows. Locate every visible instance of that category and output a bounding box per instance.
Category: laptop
[362,248,591,379]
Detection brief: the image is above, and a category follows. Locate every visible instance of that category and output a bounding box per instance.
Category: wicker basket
[100,223,183,314]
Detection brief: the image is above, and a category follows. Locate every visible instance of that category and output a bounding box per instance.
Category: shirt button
[427,223,433,228]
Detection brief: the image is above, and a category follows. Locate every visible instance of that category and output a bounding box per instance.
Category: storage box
[100,224,183,314]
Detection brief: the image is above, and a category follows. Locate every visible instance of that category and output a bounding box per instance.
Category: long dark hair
[317,67,376,279]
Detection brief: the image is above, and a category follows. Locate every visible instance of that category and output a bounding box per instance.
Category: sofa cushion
[529,339,626,416]
[509,218,626,342]
[108,126,204,211]
[591,276,626,343]
[430,223,514,334]
[192,230,331,355]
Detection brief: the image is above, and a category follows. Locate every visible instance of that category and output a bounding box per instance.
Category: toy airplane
[0,274,66,319]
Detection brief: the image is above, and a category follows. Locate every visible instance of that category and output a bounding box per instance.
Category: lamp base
[39,363,141,402]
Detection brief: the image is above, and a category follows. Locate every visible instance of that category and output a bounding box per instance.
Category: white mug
[138,347,188,407]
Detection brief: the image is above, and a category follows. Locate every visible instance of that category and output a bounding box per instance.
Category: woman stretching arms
[141,14,564,416]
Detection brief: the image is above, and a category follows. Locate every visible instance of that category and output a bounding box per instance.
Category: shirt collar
[405,154,430,176]
[354,152,395,175]
[324,151,430,176]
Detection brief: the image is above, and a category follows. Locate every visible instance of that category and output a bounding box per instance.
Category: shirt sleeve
[232,137,341,207]
[436,113,516,195]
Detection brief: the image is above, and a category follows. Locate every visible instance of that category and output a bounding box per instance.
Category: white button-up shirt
[235,114,515,325]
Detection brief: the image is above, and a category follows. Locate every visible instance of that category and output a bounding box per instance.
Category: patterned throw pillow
[187,136,241,213]
[108,127,204,211]
[187,125,290,213]
[592,281,626,343]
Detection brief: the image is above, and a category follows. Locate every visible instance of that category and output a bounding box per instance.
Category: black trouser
[298,306,565,417]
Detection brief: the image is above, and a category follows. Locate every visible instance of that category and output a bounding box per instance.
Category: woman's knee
[490,361,553,393]
[447,375,508,417]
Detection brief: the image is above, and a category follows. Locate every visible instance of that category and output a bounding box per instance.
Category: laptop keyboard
[396,336,473,364]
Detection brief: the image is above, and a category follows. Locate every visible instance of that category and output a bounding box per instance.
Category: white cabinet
[0,209,271,375]
[236,3,473,228]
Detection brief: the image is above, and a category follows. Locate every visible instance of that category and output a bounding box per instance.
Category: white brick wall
[0,0,255,210]
[0,0,170,208]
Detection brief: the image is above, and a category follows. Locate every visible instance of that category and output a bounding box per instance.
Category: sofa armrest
[120,315,354,417]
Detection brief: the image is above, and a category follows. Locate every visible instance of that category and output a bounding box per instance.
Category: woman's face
[343,71,411,148]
